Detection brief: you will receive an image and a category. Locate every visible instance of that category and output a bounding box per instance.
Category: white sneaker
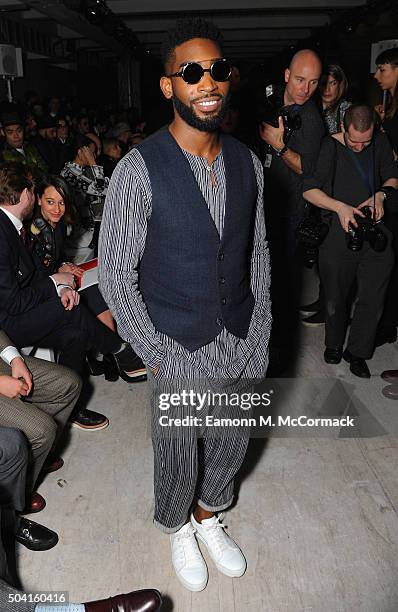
[191,513,246,578]
[170,522,208,591]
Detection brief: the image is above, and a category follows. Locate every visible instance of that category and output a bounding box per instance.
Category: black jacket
[0,210,55,325]
[29,217,66,275]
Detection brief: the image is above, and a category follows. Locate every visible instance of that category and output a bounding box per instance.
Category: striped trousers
[149,353,254,533]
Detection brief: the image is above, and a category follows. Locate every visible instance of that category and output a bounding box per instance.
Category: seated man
[0,427,58,553]
[0,427,162,611]
[109,121,133,156]
[30,115,60,174]
[0,161,146,430]
[97,137,122,178]
[54,116,74,169]
[0,112,47,180]
[0,328,81,514]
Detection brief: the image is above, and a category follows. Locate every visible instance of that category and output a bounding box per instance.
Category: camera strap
[346,143,375,198]
[331,138,337,198]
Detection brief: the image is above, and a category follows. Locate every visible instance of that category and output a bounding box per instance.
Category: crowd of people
[0,82,161,612]
[258,46,398,381]
[0,13,397,609]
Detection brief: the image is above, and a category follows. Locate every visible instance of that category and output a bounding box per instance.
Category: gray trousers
[0,428,36,612]
[0,357,81,494]
[149,355,252,533]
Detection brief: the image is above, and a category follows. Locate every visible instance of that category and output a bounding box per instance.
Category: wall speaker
[0,45,24,77]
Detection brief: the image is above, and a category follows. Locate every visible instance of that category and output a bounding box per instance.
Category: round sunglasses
[167,59,232,85]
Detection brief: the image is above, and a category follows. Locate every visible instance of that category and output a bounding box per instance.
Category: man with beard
[99,18,271,591]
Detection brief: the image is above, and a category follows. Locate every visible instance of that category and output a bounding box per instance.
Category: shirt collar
[0,207,23,232]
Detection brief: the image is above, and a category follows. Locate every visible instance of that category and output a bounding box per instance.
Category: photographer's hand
[260,117,303,174]
[337,203,365,232]
[304,188,366,232]
[357,193,384,222]
[259,116,285,149]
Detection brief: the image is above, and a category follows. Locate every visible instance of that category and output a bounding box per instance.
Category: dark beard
[172,92,230,132]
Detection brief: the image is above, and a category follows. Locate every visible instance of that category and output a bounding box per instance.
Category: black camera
[347,206,387,252]
[260,84,302,144]
[296,215,330,268]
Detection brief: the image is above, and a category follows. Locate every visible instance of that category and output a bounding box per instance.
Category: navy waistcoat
[138,128,257,351]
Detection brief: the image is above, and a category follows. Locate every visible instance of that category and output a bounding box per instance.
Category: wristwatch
[273,145,288,157]
[378,186,396,202]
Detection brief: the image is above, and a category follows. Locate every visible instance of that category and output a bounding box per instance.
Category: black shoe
[85,349,104,376]
[16,518,58,551]
[300,298,322,315]
[375,326,397,348]
[324,348,342,364]
[343,349,371,378]
[102,354,119,382]
[71,408,109,430]
[110,343,147,383]
[302,311,325,326]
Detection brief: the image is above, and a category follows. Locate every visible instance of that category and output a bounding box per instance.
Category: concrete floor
[18,271,398,612]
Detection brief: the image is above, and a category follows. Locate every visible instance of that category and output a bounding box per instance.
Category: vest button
[221,298,227,305]
[219,277,226,284]
[218,252,225,261]
[216,317,223,326]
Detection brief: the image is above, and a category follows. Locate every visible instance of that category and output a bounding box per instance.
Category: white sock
[36,605,85,612]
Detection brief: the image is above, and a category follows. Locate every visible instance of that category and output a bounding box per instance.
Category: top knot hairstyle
[161,17,224,73]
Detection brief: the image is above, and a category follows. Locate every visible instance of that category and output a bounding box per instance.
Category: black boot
[85,348,104,376]
[103,354,119,382]
[109,343,147,383]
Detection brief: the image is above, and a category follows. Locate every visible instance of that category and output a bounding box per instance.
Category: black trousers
[267,213,303,351]
[319,223,394,359]
[1,297,120,376]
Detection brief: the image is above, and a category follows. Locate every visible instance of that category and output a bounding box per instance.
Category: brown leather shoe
[382,384,398,399]
[84,588,162,612]
[22,492,46,514]
[381,369,398,383]
[43,456,64,474]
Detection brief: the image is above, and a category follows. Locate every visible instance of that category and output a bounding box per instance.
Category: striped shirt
[98,139,272,378]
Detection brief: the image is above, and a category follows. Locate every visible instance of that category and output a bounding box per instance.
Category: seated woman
[28,175,144,382]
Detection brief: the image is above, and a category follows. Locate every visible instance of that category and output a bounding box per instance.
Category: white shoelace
[199,516,229,556]
[173,524,203,566]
